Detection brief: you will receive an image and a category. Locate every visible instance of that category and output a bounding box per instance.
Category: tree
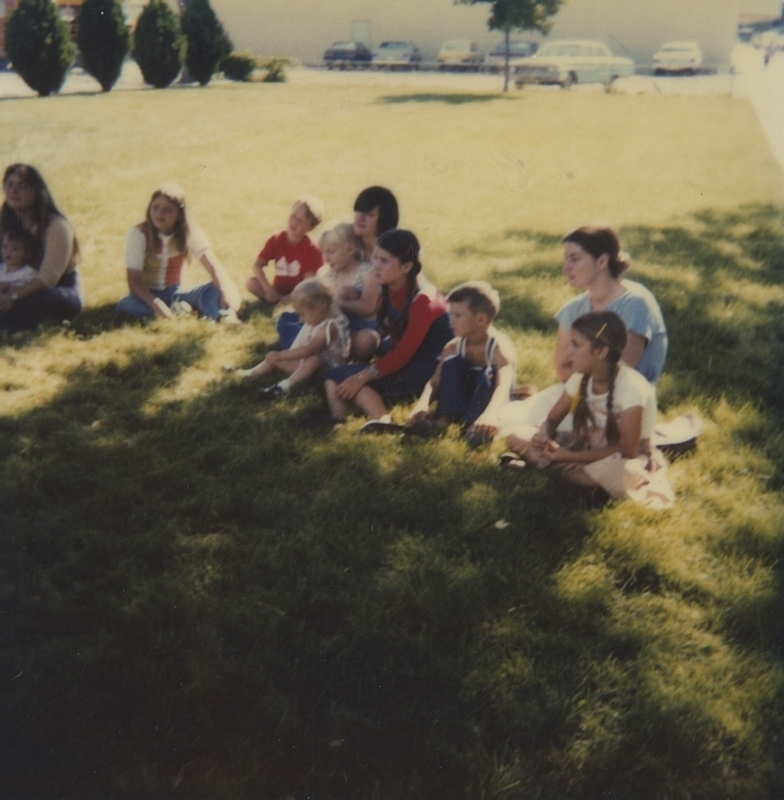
[459,0,565,90]
[180,0,232,86]
[4,0,75,97]
[77,0,130,92]
[133,0,186,89]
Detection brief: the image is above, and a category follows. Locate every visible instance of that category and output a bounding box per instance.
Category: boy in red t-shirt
[246,195,324,305]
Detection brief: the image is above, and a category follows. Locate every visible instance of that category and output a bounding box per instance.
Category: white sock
[277,379,292,391]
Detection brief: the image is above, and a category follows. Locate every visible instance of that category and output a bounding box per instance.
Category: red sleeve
[258,232,280,263]
[374,293,440,378]
[301,239,323,277]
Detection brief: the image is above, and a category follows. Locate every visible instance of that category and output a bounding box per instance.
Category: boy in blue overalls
[404,281,516,446]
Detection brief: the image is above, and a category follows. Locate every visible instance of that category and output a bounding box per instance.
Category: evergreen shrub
[77,0,130,92]
[132,0,186,89]
[221,51,256,82]
[181,0,232,86]
[5,0,75,96]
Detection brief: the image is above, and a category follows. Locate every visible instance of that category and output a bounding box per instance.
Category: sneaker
[171,299,194,317]
[258,384,285,402]
[404,418,441,438]
[499,451,527,470]
[359,420,405,435]
[219,308,243,326]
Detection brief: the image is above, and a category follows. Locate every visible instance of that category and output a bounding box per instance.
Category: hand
[152,298,174,319]
[471,413,497,438]
[335,370,370,401]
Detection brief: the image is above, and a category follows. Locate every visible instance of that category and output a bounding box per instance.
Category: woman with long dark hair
[322,229,452,425]
[0,164,83,332]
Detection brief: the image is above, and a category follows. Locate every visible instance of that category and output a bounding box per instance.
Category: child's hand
[471,413,498,437]
[266,351,283,366]
[152,298,174,319]
[335,370,370,400]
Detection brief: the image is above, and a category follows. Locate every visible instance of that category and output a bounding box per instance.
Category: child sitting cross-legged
[404,280,516,446]
[236,278,350,401]
[507,310,674,509]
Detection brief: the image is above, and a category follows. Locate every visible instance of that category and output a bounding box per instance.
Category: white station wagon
[514,40,634,88]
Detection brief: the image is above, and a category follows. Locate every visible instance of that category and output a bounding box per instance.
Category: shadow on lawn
[378,92,511,105]
[2,204,784,798]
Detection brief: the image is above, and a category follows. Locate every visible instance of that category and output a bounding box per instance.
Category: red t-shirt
[374,283,448,378]
[258,231,323,295]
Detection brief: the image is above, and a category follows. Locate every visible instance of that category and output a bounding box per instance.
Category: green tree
[459,0,565,90]
[133,0,186,89]
[5,0,75,97]
[77,0,130,92]
[180,0,232,86]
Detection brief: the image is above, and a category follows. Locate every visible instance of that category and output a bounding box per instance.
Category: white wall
[210,0,740,68]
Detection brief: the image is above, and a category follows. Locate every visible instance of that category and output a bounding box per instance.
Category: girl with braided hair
[509,311,674,508]
[321,229,452,427]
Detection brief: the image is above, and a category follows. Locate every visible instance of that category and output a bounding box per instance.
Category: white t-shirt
[0,263,38,287]
[564,362,656,440]
[124,223,212,290]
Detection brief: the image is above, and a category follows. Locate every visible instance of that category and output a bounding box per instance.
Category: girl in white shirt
[508,311,674,509]
[117,183,240,322]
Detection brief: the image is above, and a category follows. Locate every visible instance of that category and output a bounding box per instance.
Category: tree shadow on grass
[2,204,784,798]
[378,92,512,105]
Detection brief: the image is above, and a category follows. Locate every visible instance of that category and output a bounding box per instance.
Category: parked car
[323,41,373,69]
[513,40,634,88]
[652,41,703,75]
[437,39,483,69]
[485,40,538,72]
[751,28,782,49]
[372,40,422,69]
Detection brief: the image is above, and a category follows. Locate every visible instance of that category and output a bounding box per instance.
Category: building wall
[211,0,741,68]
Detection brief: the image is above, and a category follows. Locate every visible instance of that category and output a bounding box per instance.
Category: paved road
[0,44,781,172]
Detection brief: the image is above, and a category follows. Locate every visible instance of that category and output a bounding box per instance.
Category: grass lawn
[1,80,784,799]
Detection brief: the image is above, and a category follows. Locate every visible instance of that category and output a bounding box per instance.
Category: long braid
[605,361,621,444]
[572,372,594,450]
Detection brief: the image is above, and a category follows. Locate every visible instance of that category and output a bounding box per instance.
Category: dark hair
[353,186,399,235]
[375,228,421,341]
[562,226,630,279]
[570,311,627,448]
[447,280,500,319]
[2,227,36,258]
[2,163,79,267]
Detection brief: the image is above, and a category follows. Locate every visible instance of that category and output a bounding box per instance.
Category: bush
[221,51,256,82]
[76,0,130,92]
[258,57,288,83]
[132,0,186,89]
[181,0,232,86]
[5,0,75,96]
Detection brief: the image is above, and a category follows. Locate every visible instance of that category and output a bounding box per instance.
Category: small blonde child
[318,222,381,360]
[238,278,350,401]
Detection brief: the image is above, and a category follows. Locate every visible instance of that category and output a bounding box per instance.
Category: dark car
[486,40,538,72]
[323,41,373,69]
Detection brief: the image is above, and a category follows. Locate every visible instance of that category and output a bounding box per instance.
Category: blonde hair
[293,194,324,227]
[320,221,363,262]
[291,277,335,313]
[144,182,188,257]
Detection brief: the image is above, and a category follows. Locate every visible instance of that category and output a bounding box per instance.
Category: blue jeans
[116,282,222,320]
[0,270,83,333]
[435,355,495,426]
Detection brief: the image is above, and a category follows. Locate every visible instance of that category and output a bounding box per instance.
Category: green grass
[1,81,784,799]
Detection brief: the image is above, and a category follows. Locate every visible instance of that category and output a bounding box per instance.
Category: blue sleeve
[554,294,590,330]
